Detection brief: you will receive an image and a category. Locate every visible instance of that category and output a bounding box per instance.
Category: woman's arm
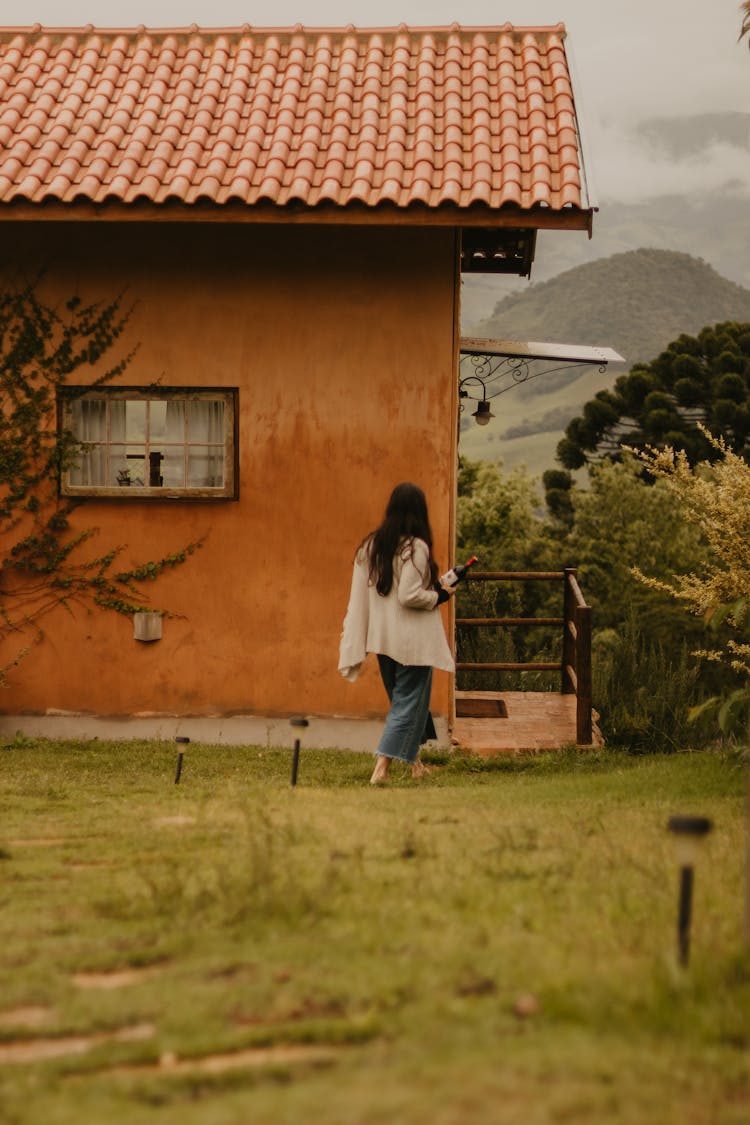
[338,553,369,678]
[397,539,441,610]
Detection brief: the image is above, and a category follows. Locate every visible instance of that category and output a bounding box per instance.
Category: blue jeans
[376,655,433,764]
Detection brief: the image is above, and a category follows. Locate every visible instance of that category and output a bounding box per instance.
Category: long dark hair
[360,482,439,596]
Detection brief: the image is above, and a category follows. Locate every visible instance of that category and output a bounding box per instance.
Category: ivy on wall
[0,280,201,683]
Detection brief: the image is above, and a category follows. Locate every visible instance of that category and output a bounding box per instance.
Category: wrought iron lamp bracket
[457,339,623,418]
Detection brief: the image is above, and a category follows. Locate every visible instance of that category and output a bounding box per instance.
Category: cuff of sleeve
[339,663,363,682]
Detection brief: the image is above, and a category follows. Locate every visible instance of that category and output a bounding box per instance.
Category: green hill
[462,249,750,475]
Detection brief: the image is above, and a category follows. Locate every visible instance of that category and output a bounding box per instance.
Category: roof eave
[0,199,594,231]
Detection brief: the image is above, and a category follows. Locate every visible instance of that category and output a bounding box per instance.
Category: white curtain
[110,402,126,442]
[188,400,224,443]
[187,400,224,487]
[69,400,111,484]
[108,401,128,484]
[162,400,186,487]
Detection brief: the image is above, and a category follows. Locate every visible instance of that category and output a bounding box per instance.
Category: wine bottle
[440,556,478,588]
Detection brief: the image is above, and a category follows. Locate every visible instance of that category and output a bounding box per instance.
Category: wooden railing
[455,567,593,744]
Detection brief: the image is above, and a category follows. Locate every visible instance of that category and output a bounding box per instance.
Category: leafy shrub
[592,615,712,752]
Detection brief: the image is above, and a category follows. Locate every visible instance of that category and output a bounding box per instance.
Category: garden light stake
[290,718,309,786]
[667,815,713,966]
[174,736,189,784]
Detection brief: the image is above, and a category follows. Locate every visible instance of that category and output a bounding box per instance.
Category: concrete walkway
[0,711,449,754]
[0,699,599,757]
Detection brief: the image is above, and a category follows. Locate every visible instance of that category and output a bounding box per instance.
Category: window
[59,388,238,499]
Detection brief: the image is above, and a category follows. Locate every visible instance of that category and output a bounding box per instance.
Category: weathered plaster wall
[1,221,459,724]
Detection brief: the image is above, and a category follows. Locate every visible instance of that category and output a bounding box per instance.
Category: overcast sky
[2,0,748,202]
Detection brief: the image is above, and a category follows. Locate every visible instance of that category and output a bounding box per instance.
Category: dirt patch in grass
[231,995,348,1027]
[7,837,67,846]
[0,1022,155,1064]
[65,859,116,869]
[108,1043,341,1077]
[0,1006,54,1029]
[72,965,166,990]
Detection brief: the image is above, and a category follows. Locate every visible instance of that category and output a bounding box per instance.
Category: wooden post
[743,690,750,950]
[575,604,593,744]
[562,568,577,694]
[745,759,750,947]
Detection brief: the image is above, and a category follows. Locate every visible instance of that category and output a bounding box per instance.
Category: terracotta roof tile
[0,23,591,214]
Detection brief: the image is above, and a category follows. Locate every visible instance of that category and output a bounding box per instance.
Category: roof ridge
[0,23,568,37]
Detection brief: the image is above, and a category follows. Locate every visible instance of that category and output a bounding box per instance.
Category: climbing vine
[0,279,200,682]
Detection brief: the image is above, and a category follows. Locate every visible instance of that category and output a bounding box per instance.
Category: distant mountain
[473,249,750,383]
[460,250,750,475]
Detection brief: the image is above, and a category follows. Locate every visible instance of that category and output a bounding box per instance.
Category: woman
[338,482,456,783]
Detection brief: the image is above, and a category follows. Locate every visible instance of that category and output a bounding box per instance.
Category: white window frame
[59,387,238,500]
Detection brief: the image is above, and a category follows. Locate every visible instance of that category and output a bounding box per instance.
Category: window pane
[72,398,106,440]
[161,447,186,488]
[149,400,168,441]
[69,399,107,484]
[69,443,106,485]
[166,400,185,442]
[188,447,224,487]
[147,450,165,487]
[125,400,146,442]
[110,400,126,442]
[110,447,146,487]
[188,399,224,443]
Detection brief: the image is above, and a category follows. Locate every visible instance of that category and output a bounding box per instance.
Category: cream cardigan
[338,538,455,681]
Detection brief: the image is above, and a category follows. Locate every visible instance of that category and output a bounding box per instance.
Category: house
[0,24,595,748]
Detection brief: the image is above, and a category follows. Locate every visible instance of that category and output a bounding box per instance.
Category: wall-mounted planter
[133,611,163,642]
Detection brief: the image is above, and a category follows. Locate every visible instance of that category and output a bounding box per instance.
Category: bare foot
[370,755,390,784]
[411,758,432,779]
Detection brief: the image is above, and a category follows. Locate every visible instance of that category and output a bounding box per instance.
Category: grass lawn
[0,738,748,1124]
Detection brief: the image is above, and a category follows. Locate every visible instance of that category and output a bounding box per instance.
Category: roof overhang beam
[0,200,595,232]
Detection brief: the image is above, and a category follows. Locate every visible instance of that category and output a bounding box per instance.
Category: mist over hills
[634,112,750,160]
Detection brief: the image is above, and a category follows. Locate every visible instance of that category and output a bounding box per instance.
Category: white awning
[460,337,625,365]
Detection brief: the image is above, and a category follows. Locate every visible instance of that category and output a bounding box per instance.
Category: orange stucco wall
[1,221,459,722]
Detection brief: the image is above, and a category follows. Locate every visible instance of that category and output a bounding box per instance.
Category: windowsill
[60,487,237,501]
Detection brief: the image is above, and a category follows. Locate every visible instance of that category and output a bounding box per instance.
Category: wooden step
[452,690,602,755]
[455,693,508,719]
